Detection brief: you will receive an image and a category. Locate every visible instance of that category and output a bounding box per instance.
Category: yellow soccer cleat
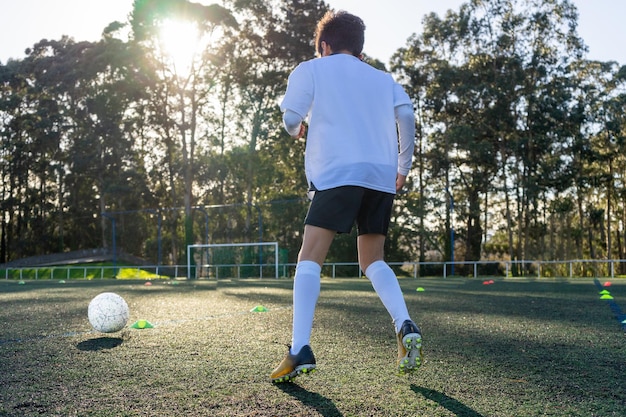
[270,345,316,383]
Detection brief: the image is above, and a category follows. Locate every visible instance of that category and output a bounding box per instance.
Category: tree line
[1,0,625,274]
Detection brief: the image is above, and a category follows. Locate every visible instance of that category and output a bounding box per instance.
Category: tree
[129,0,238,262]
[392,0,586,271]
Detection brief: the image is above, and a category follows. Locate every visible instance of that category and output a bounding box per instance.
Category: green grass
[0,277,624,416]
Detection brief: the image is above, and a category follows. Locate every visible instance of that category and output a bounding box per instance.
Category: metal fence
[0,265,186,281]
[2,259,626,280]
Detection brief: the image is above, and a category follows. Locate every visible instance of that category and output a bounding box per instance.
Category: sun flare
[158,19,201,75]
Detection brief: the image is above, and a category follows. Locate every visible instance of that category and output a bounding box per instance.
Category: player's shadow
[76,337,124,351]
[411,385,485,417]
[276,384,343,417]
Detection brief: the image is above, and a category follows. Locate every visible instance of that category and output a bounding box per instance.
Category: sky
[1,0,625,65]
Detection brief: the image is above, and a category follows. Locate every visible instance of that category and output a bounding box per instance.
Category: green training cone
[416,287,425,292]
[600,294,614,300]
[599,290,611,295]
[131,319,154,329]
[250,305,269,312]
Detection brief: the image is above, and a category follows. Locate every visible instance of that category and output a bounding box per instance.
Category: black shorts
[304,186,395,235]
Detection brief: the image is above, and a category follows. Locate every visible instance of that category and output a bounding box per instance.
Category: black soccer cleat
[397,320,423,374]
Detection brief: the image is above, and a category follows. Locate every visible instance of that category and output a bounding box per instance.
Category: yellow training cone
[131,319,154,329]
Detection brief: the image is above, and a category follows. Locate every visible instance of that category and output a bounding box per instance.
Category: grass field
[0,276,624,416]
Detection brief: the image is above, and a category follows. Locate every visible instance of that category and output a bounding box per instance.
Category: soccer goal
[187,242,279,279]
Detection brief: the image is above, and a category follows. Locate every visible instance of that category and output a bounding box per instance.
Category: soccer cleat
[270,345,316,383]
[397,320,423,374]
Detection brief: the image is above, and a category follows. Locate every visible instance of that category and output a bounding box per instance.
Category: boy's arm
[283,110,306,139]
[395,103,415,191]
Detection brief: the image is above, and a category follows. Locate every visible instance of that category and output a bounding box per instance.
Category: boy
[271,10,421,383]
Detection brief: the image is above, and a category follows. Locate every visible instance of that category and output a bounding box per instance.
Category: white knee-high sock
[365,260,411,333]
[291,260,321,354]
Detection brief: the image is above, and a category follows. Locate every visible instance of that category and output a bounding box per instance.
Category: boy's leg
[290,260,321,354]
[360,235,422,373]
[363,258,411,333]
[291,225,336,352]
[270,225,334,382]
[359,234,411,332]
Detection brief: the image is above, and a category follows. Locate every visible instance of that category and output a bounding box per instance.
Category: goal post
[187,242,280,279]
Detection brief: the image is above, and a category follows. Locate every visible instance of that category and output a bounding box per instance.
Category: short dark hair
[314,10,365,57]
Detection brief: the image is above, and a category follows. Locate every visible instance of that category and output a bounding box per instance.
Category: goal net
[187,242,279,279]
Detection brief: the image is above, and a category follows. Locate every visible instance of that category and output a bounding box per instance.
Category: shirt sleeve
[395,103,415,176]
[280,62,314,119]
[283,110,303,137]
[393,81,413,108]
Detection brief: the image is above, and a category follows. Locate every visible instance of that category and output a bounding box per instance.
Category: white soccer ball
[88,292,129,333]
